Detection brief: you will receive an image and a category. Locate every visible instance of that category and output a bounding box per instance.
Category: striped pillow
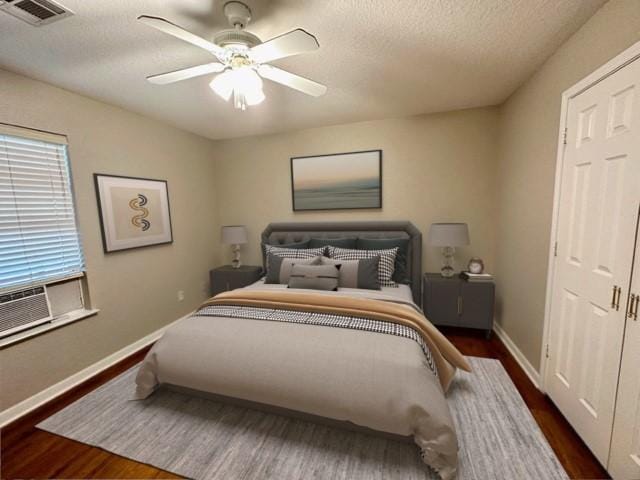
[328,246,398,287]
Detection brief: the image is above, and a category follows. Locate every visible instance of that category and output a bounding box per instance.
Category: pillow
[264,244,326,261]
[288,264,340,291]
[328,246,398,287]
[261,240,310,262]
[264,240,309,249]
[265,254,322,284]
[321,257,380,290]
[357,238,410,284]
[263,245,326,277]
[308,237,357,249]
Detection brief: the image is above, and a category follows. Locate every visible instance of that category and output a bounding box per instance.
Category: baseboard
[493,322,542,391]
[0,311,193,428]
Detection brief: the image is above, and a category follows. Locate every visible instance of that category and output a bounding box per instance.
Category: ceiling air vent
[0,0,73,26]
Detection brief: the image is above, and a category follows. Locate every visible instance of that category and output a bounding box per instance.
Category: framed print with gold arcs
[93,174,173,253]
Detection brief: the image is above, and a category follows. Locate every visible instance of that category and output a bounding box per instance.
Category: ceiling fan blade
[138,15,226,59]
[250,29,319,64]
[257,65,326,97]
[147,62,225,85]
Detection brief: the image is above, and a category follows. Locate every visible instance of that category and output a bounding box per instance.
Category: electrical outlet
[201,282,209,296]
[177,290,185,302]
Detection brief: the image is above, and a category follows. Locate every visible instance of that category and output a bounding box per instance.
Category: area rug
[38,357,567,479]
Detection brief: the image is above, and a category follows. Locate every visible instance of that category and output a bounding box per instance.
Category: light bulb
[210,70,234,101]
[210,67,265,108]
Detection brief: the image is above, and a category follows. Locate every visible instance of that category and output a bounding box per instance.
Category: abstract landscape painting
[291,150,382,211]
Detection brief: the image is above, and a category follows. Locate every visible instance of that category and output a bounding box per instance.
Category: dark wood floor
[1,329,609,479]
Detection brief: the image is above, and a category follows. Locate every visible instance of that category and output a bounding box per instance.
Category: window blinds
[0,128,85,291]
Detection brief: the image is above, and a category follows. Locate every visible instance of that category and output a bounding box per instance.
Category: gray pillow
[265,254,322,284]
[321,257,380,290]
[288,264,340,291]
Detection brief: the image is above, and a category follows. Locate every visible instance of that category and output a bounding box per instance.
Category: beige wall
[213,108,500,275]
[0,69,218,410]
[494,0,640,371]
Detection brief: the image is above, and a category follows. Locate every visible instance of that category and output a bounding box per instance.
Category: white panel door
[609,228,640,480]
[545,57,640,465]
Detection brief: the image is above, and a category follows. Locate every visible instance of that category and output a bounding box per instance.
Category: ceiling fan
[139,1,327,110]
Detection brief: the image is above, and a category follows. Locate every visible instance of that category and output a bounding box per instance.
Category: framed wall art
[290,150,382,211]
[94,174,173,253]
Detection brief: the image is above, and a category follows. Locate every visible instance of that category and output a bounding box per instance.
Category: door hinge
[553,241,558,257]
[562,127,568,145]
[545,344,550,359]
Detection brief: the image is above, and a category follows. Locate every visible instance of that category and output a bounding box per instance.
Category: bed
[135,221,470,480]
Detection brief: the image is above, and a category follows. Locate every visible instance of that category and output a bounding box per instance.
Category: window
[0,124,85,292]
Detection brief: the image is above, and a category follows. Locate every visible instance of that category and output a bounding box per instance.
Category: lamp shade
[221,225,248,245]
[428,223,470,247]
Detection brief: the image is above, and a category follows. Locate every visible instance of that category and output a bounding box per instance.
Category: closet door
[545,57,640,465]
[609,225,640,480]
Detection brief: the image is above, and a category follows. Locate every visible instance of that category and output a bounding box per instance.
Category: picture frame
[93,173,173,253]
[290,150,382,211]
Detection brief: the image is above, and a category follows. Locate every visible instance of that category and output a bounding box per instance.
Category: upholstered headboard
[261,221,422,304]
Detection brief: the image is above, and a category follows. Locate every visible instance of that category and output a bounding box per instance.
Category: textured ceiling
[0,0,604,140]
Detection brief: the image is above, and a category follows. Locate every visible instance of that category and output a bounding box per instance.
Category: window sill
[0,308,99,349]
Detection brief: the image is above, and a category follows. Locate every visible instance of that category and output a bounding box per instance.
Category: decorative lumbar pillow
[357,237,410,284]
[328,246,398,287]
[263,245,326,279]
[308,237,357,249]
[321,256,380,290]
[288,264,340,291]
[265,254,322,284]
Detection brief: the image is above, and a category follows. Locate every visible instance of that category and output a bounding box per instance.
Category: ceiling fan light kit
[210,68,265,110]
[139,1,326,110]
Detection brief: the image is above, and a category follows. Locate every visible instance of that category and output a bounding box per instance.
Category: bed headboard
[261,221,422,304]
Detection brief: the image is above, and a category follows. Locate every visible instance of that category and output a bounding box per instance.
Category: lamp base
[440,246,456,277]
[231,244,242,269]
[440,265,455,278]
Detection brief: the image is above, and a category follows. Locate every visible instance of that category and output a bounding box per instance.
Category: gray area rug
[38,357,567,479]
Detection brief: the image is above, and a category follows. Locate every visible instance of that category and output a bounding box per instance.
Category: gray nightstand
[423,273,495,338]
[210,265,263,296]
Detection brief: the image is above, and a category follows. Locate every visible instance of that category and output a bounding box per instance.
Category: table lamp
[428,223,470,277]
[221,225,248,268]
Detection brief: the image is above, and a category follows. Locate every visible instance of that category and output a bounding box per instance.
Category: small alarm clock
[468,258,484,274]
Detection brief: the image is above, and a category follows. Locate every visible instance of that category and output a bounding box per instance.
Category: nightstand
[422,273,495,338]
[209,265,263,296]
